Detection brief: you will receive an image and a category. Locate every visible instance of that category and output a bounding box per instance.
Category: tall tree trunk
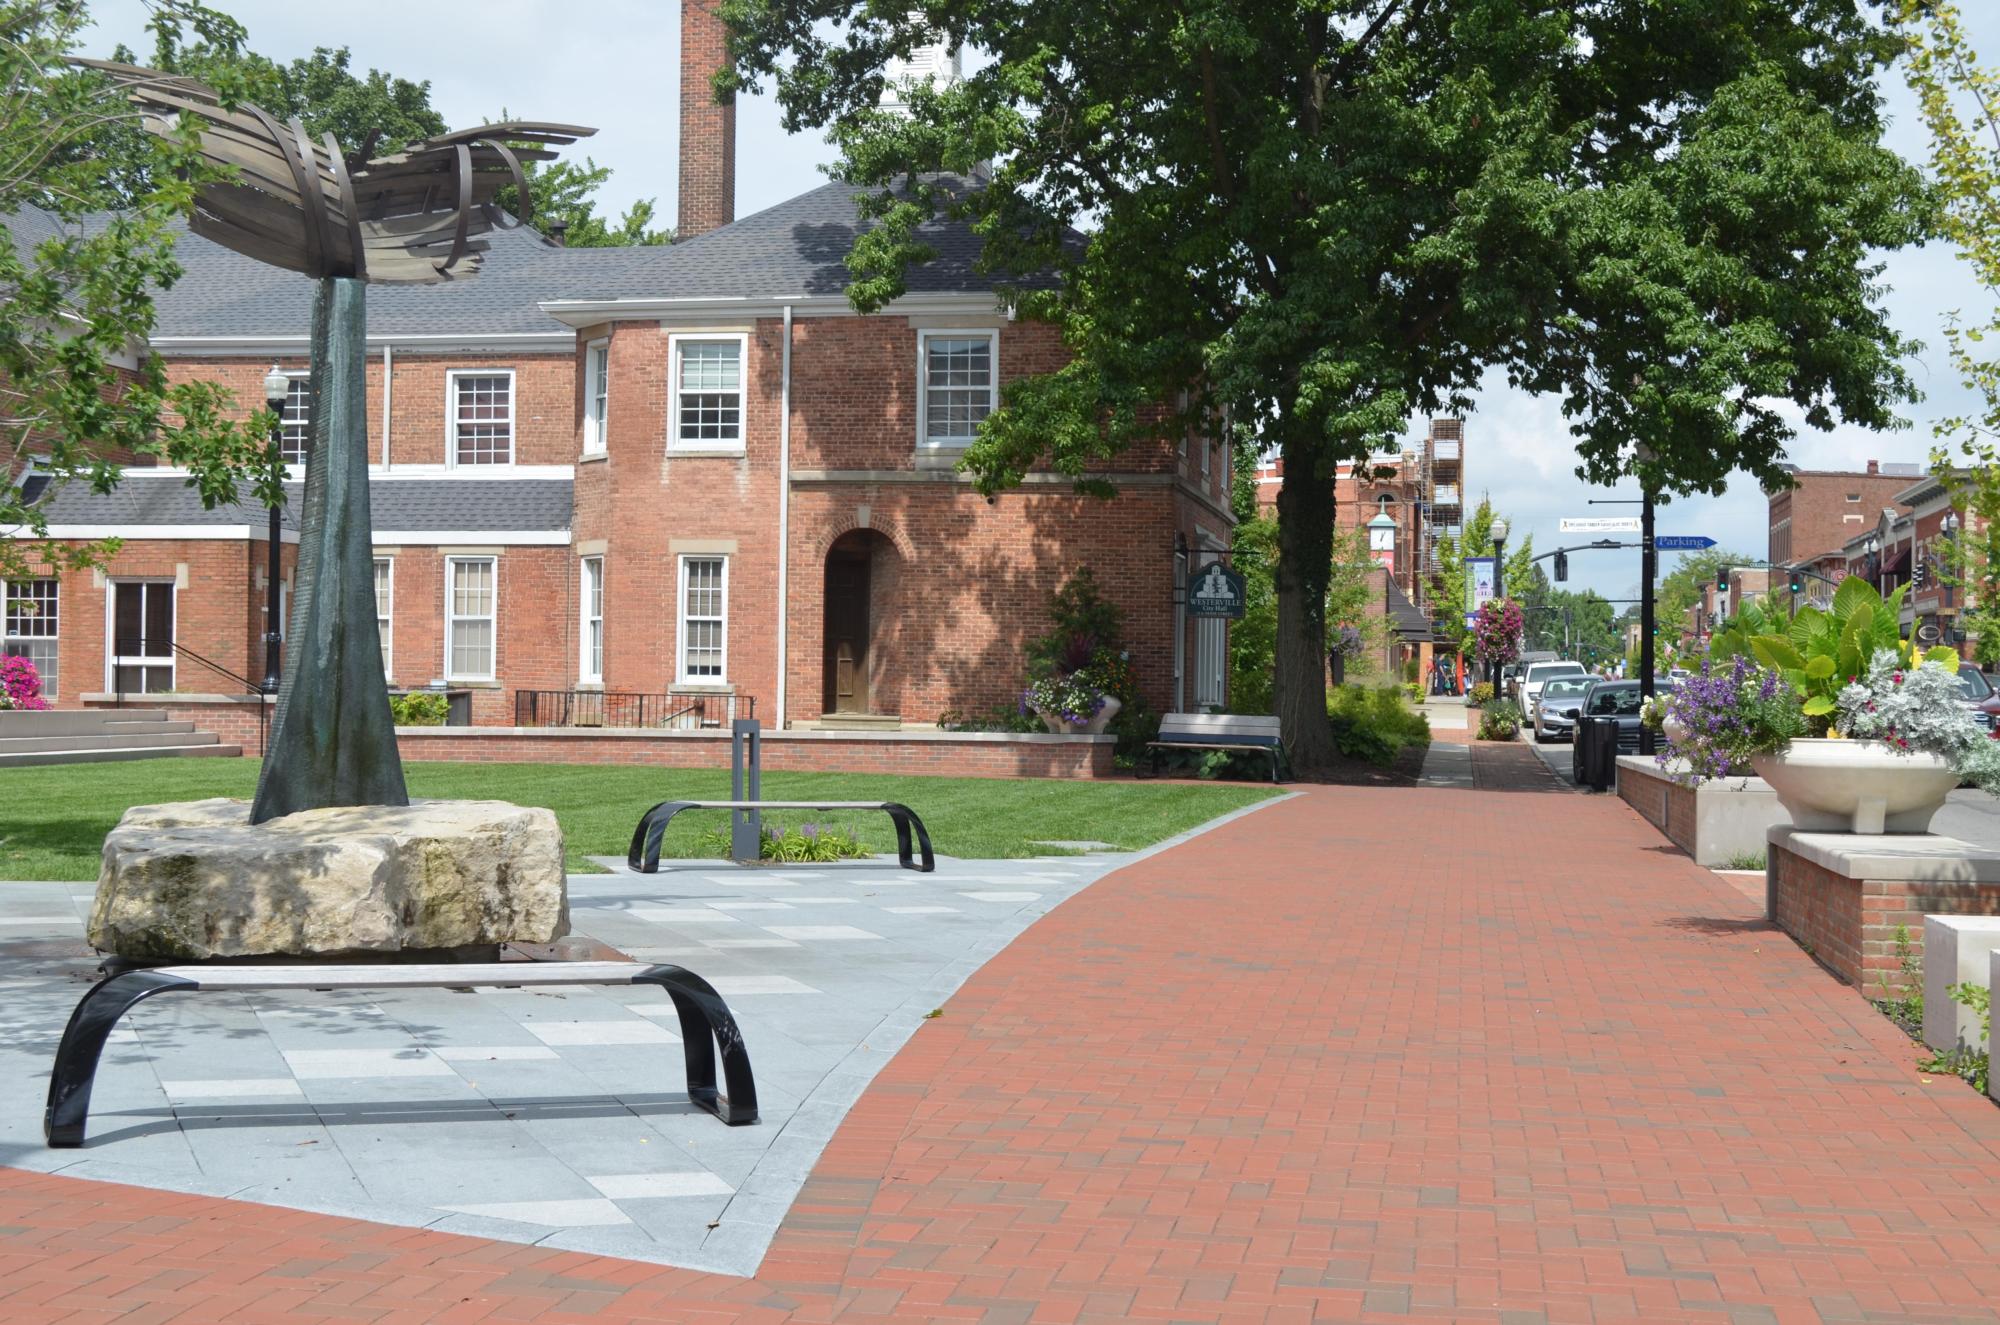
[1273,441,1336,771]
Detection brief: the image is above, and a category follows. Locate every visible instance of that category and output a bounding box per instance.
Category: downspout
[775,305,793,728]
[380,343,393,468]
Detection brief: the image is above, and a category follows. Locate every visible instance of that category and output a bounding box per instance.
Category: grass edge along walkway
[0,759,1278,880]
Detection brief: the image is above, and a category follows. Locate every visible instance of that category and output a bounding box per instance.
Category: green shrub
[1477,700,1522,740]
[1325,684,1432,767]
[1468,681,1495,707]
[698,818,872,863]
[389,691,450,726]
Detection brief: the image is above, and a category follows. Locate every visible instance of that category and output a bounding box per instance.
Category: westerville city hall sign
[1187,563,1248,619]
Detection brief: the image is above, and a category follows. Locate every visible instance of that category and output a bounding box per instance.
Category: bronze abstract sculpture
[88,62,595,822]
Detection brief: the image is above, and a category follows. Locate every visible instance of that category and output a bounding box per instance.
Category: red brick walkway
[9,775,2000,1324]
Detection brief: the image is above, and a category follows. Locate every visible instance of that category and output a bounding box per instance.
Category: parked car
[1520,659,1588,716]
[1957,665,2000,732]
[1533,676,1593,743]
[1569,678,1678,781]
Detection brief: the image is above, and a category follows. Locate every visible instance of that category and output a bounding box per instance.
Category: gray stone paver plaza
[0,851,1140,1275]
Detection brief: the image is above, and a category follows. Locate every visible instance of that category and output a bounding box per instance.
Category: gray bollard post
[730,719,762,863]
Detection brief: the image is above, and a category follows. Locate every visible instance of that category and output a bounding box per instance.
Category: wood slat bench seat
[627,800,935,873]
[45,961,757,1147]
[1146,713,1284,783]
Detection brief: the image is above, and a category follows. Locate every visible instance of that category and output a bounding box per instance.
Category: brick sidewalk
[8,777,2000,1323]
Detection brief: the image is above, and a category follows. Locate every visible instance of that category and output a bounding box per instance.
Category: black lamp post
[1488,516,1509,684]
[261,364,289,695]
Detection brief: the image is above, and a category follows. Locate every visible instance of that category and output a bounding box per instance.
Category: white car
[1519,660,1588,717]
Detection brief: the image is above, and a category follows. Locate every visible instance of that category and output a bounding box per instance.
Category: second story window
[450,370,514,465]
[670,335,745,450]
[918,330,997,447]
[278,376,312,464]
[583,340,609,455]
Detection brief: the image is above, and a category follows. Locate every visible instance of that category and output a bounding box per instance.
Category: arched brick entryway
[821,528,901,717]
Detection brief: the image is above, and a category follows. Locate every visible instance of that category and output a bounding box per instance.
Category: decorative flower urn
[1750,738,1959,834]
[1036,695,1122,736]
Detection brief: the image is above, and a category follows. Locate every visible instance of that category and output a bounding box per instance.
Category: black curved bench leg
[46,969,197,1147]
[637,966,758,1125]
[889,804,935,872]
[626,800,697,873]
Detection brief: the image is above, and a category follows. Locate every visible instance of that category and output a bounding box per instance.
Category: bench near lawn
[0,761,1280,881]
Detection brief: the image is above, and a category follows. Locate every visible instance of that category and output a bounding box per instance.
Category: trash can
[1580,716,1619,792]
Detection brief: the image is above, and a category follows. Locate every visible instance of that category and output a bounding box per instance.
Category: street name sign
[1559,517,1642,534]
[1655,535,1717,551]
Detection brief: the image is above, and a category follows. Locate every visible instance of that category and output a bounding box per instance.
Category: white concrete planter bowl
[1750,739,1959,834]
[1037,694,1122,736]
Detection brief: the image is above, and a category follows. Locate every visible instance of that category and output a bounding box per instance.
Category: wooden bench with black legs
[45,961,758,1148]
[1146,713,1285,783]
[626,800,936,874]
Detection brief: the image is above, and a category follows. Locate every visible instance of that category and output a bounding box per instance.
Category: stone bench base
[1766,826,2000,995]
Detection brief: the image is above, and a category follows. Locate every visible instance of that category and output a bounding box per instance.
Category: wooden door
[824,552,871,713]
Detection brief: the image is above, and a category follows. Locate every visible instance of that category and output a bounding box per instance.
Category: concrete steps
[0,710,244,767]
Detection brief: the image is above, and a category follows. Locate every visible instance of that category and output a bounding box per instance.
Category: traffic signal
[1789,570,1804,595]
[1553,550,1568,582]
[1912,558,1927,590]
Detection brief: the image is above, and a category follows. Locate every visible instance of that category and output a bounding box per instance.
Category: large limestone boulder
[89,798,570,961]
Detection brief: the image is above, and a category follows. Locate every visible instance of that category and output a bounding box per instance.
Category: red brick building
[4,4,1229,728]
[1765,460,1923,569]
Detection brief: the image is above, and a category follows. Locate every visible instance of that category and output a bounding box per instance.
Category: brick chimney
[1866,459,1879,475]
[678,0,736,241]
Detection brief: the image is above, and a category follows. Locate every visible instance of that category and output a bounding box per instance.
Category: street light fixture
[1943,511,1962,619]
[260,364,289,695]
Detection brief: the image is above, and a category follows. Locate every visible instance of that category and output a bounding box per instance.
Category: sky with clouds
[86,2,2000,601]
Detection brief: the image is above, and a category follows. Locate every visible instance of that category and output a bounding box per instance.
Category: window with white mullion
[451,371,514,465]
[373,558,393,680]
[444,557,496,680]
[677,556,727,683]
[4,579,58,700]
[918,330,997,447]
[278,376,312,464]
[580,556,604,683]
[583,341,609,454]
[670,336,744,449]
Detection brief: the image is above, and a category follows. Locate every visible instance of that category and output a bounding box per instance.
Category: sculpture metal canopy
[80,61,597,822]
[79,59,594,283]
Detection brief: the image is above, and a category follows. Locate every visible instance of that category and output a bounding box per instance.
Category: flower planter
[1035,695,1122,736]
[1750,739,1959,834]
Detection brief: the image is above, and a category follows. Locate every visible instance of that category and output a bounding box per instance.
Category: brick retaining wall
[393,726,1115,779]
[1769,841,2000,994]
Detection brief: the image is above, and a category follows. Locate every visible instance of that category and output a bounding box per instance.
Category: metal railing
[513,689,755,730]
[109,635,268,754]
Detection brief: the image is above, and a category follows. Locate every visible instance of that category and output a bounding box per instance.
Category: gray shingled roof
[6,175,1049,339]
[31,471,572,533]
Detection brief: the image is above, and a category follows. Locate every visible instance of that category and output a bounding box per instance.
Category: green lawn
[0,761,1279,881]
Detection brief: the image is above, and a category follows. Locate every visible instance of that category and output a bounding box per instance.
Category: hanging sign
[1466,556,1498,619]
[1560,516,1642,534]
[1187,562,1247,619]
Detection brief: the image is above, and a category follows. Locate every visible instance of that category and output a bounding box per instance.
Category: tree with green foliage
[1228,518,1387,714]
[720,0,1931,768]
[2,0,278,581]
[1891,0,2000,664]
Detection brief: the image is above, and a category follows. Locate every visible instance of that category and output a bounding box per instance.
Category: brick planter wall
[393,726,1115,779]
[1768,836,2000,995]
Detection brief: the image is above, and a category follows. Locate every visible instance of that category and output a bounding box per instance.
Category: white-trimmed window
[582,339,609,455]
[917,329,997,447]
[373,558,393,679]
[669,335,745,450]
[677,556,727,683]
[449,370,515,465]
[278,375,312,464]
[580,556,604,683]
[444,556,496,680]
[107,580,174,693]
[4,579,58,701]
